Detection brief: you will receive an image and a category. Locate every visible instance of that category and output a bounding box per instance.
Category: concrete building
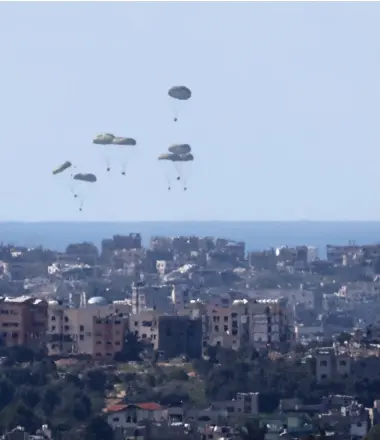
[105,403,166,429]
[205,298,292,350]
[171,284,198,311]
[314,347,351,383]
[157,315,202,359]
[0,295,48,349]
[47,295,130,357]
[92,313,128,359]
[131,283,173,314]
[130,310,158,344]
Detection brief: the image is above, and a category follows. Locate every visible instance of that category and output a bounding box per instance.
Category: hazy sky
[1,1,380,222]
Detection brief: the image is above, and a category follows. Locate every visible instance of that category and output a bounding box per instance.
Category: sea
[2,221,380,257]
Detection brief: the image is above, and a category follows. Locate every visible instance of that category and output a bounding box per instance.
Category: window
[319,360,328,367]
[112,417,119,422]
[80,335,84,341]
[80,325,84,332]
[51,316,56,321]
[64,316,69,322]
[224,316,228,322]
[224,325,229,332]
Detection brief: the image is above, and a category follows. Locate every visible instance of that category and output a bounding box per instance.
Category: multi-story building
[171,284,198,310]
[92,313,128,359]
[326,244,361,266]
[47,296,130,357]
[0,295,48,349]
[130,310,158,344]
[314,347,351,383]
[157,315,202,359]
[205,298,292,350]
[130,311,203,359]
[131,283,173,314]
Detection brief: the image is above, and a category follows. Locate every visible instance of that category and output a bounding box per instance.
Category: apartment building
[47,297,130,357]
[130,310,158,344]
[314,347,351,383]
[131,283,173,314]
[130,310,203,359]
[92,314,128,359]
[0,295,48,349]
[157,315,203,359]
[205,298,292,350]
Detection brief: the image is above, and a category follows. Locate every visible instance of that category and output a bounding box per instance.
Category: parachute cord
[163,170,171,190]
[68,184,76,198]
[102,151,111,172]
[78,196,84,212]
[173,163,182,181]
[121,160,127,176]
[170,102,179,122]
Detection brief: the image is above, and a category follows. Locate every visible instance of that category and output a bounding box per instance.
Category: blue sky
[1,1,380,222]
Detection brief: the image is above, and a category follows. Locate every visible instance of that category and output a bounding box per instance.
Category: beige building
[92,314,128,359]
[204,298,291,350]
[130,310,158,346]
[47,297,130,357]
[0,296,48,349]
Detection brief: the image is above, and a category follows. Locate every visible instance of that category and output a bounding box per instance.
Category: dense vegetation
[0,339,380,439]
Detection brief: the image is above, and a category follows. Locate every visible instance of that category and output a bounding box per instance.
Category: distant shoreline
[0,221,379,256]
[2,220,380,224]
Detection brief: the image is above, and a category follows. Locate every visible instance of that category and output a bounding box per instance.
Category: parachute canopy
[158,152,194,162]
[111,137,137,146]
[52,161,72,175]
[73,173,97,183]
[168,144,191,155]
[174,153,194,162]
[158,153,177,161]
[168,86,192,101]
[93,133,115,145]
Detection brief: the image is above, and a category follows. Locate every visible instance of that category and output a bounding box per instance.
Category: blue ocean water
[1,221,380,257]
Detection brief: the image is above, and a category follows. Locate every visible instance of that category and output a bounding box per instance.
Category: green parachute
[158,151,194,191]
[168,144,191,155]
[72,173,97,211]
[168,85,192,122]
[94,133,137,175]
[73,173,97,183]
[52,161,72,175]
[93,133,115,145]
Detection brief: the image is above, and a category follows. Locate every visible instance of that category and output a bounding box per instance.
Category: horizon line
[1,220,380,224]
